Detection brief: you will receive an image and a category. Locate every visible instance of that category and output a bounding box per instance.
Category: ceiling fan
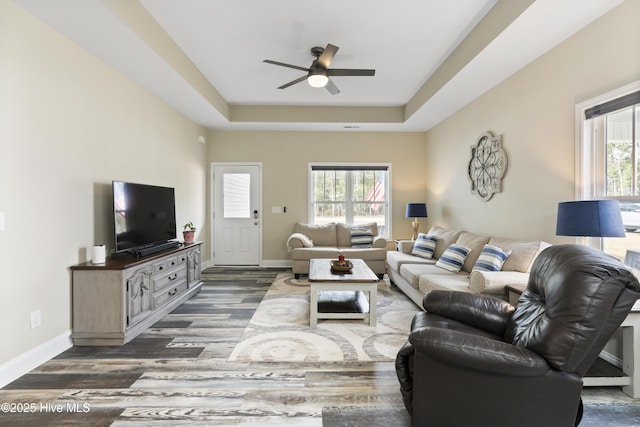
[263,43,375,95]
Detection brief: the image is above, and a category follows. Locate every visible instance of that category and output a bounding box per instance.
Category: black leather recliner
[396,244,640,427]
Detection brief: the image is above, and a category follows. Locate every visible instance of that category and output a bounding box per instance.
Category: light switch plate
[0,212,5,231]
[31,309,41,329]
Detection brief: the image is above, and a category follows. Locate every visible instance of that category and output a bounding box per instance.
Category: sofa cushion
[351,228,374,247]
[487,237,549,273]
[386,250,436,272]
[294,223,338,247]
[337,222,379,247]
[455,231,491,272]
[291,247,340,261]
[427,226,462,259]
[472,244,511,272]
[411,233,437,259]
[337,247,387,261]
[435,244,472,273]
[400,264,455,288]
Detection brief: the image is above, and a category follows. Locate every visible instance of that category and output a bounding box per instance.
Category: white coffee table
[308,258,379,327]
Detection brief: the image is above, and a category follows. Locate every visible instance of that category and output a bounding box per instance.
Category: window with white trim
[309,164,391,238]
[578,83,640,261]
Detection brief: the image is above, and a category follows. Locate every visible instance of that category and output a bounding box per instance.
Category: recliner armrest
[410,327,549,377]
[422,290,515,336]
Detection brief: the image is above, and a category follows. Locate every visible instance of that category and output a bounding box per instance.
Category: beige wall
[207,131,428,262]
[0,2,209,365]
[424,0,640,244]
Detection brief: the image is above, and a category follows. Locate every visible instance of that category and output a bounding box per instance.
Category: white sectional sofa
[287,222,388,279]
[386,225,550,308]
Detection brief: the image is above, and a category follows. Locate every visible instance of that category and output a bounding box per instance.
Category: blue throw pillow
[411,233,438,259]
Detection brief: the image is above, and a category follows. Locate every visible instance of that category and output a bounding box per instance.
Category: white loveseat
[386,225,550,308]
[287,222,388,279]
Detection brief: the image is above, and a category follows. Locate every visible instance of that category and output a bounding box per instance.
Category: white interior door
[212,164,261,265]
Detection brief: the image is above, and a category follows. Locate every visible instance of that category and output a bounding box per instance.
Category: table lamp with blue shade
[556,200,625,245]
[406,203,428,240]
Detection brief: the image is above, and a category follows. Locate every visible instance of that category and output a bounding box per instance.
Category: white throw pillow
[472,244,511,272]
[351,228,374,247]
[411,233,438,259]
[435,244,472,272]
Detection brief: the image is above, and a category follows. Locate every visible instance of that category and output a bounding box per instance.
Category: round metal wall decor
[467,131,507,201]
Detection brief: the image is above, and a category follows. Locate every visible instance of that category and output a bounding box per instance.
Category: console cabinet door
[187,247,201,287]
[126,266,153,327]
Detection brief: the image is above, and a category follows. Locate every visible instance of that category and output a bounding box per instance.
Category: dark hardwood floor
[0,268,636,426]
[0,270,409,426]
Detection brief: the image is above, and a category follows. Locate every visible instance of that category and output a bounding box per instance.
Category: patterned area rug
[228,273,418,362]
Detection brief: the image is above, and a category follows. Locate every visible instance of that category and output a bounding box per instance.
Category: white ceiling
[14,0,624,132]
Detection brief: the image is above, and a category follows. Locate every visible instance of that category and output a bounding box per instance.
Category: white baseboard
[262,260,292,268]
[0,330,72,388]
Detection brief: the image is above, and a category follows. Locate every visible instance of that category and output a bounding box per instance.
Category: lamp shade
[556,200,625,237]
[406,203,428,218]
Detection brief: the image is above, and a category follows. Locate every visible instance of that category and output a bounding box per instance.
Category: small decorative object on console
[183,221,196,243]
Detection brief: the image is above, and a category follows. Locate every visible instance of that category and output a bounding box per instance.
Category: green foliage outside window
[606,106,639,197]
[311,168,387,228]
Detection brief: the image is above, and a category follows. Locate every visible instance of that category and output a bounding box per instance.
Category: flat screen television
[112,181,178,256]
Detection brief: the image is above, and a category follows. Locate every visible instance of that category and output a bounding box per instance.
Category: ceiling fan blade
[317,44,339,69]
[263,59,309,73]
[277,75,308,89]
[325,78,340,95]
[328,69,376,77]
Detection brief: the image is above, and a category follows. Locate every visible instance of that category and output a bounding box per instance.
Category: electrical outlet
[30,309,41,329]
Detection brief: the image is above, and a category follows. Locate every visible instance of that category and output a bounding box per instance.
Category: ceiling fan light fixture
[307,73,328,88]
[265,43,374,94]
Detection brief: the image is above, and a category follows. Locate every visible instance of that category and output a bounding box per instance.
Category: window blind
[311,165,388,171]
[585,91,640,119]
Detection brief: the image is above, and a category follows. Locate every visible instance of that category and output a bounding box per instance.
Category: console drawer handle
[169,288,178,296]
[168,273,178,281]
